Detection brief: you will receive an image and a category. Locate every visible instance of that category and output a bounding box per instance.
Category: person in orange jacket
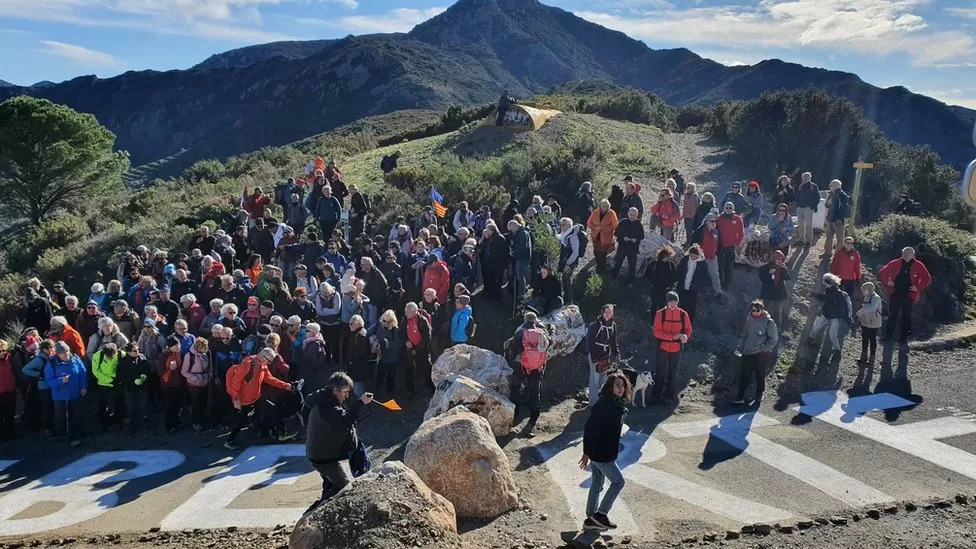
[223,347,293,450]
[830,237,862,298]
[878,246,931,343]
[716,202,744,290]
[49,316,86,357]
[587,199,619,273]
[422,253,451,305]
[651,292,692,405]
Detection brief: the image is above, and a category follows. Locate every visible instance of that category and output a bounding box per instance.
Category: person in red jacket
[650,188,680,242]
[716,202,744,290]
[422,253,451,305]
[243,186,272,225]
[651,292,692,405]
[830,237,862,299]
[223,348,293,450]
[0,340,15,440]
[698,214,723,293]
[878,247,932,343]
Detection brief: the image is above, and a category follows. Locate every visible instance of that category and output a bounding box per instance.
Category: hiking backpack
[520,326,550,374]
[879,298,890,318]
[576,227,589,258]
[836,191,852,219]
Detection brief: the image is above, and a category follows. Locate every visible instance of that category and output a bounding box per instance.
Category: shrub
[528,214,560,271]
[855,215,976,322]
[675,106,712,131]
[583,272,604,300]
[183,159,226,185]
[385,165,428,192]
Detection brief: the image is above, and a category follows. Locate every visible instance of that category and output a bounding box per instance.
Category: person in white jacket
[855,282,883,364]
[315,282,343,362]
[452,201,475,233]
[557,217,584,305]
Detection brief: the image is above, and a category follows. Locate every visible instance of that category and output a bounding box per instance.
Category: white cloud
[946,7,976,20]
[340,7,446,34]
[577,0,975,67]
[38,39,120,67]
[0,0,355,42]
[915,88,976,109]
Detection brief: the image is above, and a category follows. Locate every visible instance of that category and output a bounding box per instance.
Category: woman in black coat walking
[580,371,632,532]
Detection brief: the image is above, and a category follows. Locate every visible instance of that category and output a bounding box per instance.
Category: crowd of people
[0,156,933,528]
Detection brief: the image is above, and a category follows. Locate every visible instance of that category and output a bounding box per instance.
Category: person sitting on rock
[526,265,563,316]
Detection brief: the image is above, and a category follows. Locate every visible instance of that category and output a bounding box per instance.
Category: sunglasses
[778,208,788,212]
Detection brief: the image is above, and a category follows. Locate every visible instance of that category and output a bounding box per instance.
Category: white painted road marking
[161,445,308,531]
[0,451,185,536]
[537,435,641,536]
[663,412,893,507]
[798,391,976,481]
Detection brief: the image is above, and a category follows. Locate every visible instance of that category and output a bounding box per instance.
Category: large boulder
[290,461,460,549]
[539,305,587,358]
[431,344,512,396]
[736,224,771,267]
[426,374,515,437]
[404,407,519,518]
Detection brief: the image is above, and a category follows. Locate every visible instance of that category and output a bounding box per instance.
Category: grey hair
[328,371,354,392]
[306,322,321,335]
[257,347,277,362]
[524,311,538,324]
[822,273,841,286]
[50,316,68,328]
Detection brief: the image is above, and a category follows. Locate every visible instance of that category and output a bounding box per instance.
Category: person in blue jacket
[44,341,88,445]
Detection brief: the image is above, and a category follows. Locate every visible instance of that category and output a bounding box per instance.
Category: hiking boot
[223,440,240,450]
[582,518,607,531]
[520,421,537,438]
[592,513,617,529]
[277,431,298,443]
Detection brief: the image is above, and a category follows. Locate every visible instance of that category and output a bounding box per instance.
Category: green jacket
[92,351,120,388]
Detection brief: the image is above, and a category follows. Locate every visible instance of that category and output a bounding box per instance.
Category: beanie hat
[666,291,680,304]
[54,341,71,354]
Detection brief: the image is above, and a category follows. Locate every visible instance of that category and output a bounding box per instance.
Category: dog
[631,371,654,407]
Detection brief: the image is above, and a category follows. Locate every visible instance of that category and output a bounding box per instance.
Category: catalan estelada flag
[430,187,448,218]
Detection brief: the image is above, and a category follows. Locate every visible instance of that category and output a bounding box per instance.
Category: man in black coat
[611,207,645,281]
[303,372,372,511]
[675,245,711,322]
[21,289,53,334]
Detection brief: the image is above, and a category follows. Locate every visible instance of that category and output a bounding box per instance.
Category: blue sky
[1,0,974,109]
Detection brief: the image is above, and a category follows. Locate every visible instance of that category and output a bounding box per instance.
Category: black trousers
[677,288,699,323]
[227,403,256,444]
[652,350,681,401]
[737,352,768,401]
[187,385,208,427]
[717,247,736,289]
[509,365,543,424]
[885,295,913,341]
[861,327,879,357]
[349,217,365,240]
[322,323,342,362]
[0,392,15,440]
[161,385,183,431]
[611,247,638,280]
[406,350,434,395]
[319,221,338,243]
[376,360,400,394]
[52,398,84,440]
[96,385,123,430]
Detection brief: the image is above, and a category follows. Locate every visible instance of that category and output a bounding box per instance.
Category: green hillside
[0,108,668,311]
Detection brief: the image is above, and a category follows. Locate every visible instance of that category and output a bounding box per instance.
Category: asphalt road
[1,345,975,546]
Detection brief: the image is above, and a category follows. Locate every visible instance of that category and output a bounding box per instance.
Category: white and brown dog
[631,371,654,407]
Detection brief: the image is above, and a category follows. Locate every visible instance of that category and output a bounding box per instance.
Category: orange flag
[377,399,402,411]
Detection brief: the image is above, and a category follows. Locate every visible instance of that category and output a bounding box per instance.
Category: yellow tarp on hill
[495,104,562,130]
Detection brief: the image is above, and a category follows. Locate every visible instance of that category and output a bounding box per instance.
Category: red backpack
[520,327,550,373]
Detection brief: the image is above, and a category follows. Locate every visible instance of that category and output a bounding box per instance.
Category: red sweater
[830,249,862,282]
[701,229,719,260]
[716,214,744,248]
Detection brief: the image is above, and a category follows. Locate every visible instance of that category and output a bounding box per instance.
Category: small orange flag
[377,399,402,411]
